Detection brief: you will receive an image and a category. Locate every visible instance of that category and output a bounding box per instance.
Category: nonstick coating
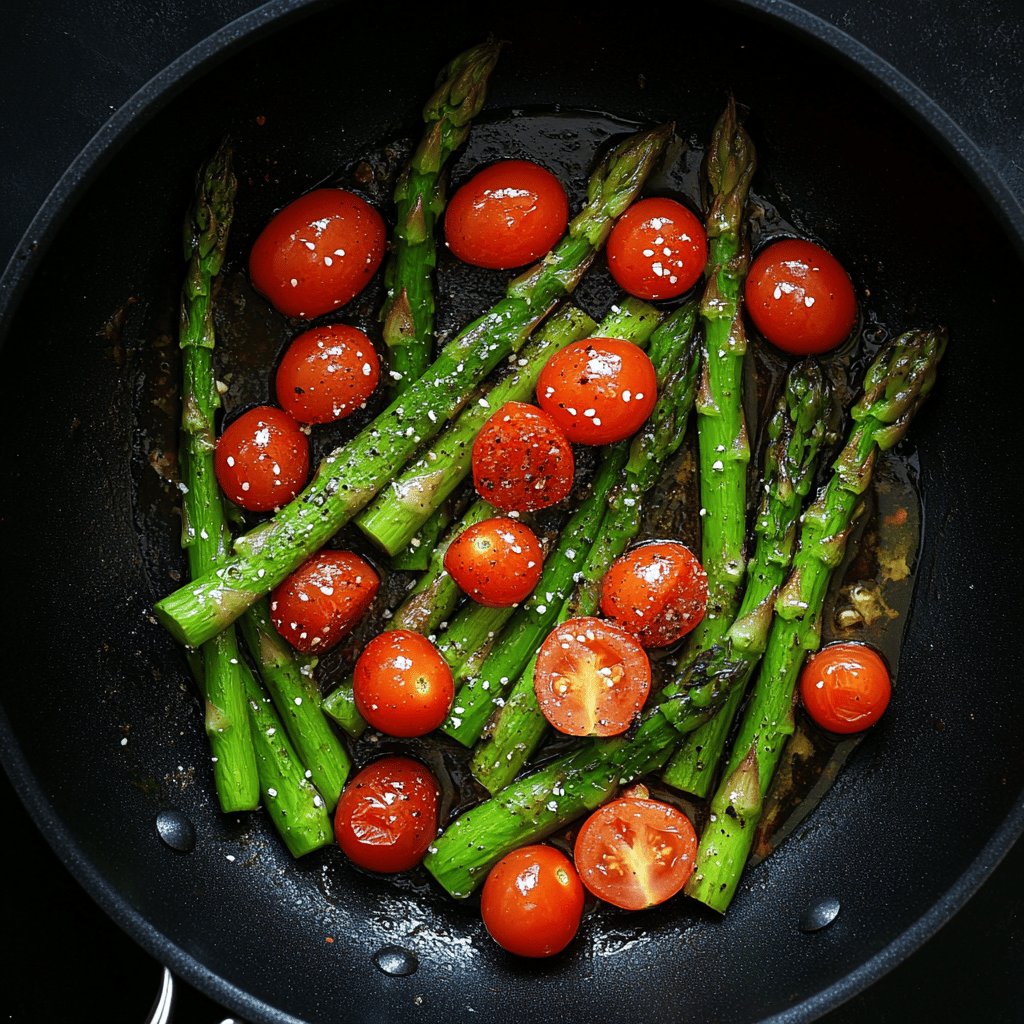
[1,2,1022,1023]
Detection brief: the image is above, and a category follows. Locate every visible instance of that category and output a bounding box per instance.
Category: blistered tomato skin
[214,405,310,512]
[536,337,658,445]
[606,197,708,300]
[275,323,380,424]
[443,518,545,607]
[444,160,569,269]
[269,550,379,654]
[249,188,386,319]
[799,642,892,734]
[745,238,857,354]
[480,845,584,957]
[334,756,440,873]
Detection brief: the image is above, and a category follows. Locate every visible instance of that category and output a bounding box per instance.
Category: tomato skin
[536,337,658,445]
[471,401,574,513]
[599,541,708,648]
[444,160,569,270]
[799,642,892,734]
[275,324,380,424]
[534,616,652,737]
[270,550,379,654]
[353,630,454,737]
[606,197,708,300]
[480,845,584,957]
[574,795,698,910]
[249,188,386,319]
[443,517,544,607]
[334,756,440,873]
[745,238,857,354]
[214,405,310,512]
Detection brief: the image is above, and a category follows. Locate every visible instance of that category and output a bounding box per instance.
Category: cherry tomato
[480,845,584,957]
[799,642,892,734]
[471,401,574,513]
[214,405,309,512]
[443,517,544,607]
[534,616,651,737]
[249,188,386,319]
[444,160,569,270]
[574,790,698,910]
[745,238,857,354]
[334,756,440,873]
[536,337,657,445]
[606,197,707,300]
[270,550,379,654]
[599,541,708,648]
[275,324,380,424]
[353,630,454,737]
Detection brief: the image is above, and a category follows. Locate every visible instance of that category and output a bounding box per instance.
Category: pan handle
[144,967,248,1024]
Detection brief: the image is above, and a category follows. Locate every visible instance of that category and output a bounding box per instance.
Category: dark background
[1,1,1021,1021]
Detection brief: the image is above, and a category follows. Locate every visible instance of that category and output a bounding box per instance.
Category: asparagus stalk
[175,142,259,812]
[382,39,502,393]
[357,305,597,555]
[685,328,946,912]
[469,301,701,793]
[659,360,832,794]
[155,124,673,649]
[388,504,453,572]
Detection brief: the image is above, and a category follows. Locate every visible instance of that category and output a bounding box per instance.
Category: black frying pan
[2,2,1023,1022]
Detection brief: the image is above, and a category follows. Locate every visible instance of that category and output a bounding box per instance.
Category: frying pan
[1,1,1022,1022]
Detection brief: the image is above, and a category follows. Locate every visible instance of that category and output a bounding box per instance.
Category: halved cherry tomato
[574,789,698,910]
[599,541,708,648]
[445,160,569,270]
[249,188,386,319]
[534,616,651,737]
[745,238,857,354]
[443,517,544,607]
[471,401,574,513]
[606,197,707,300]
[334,756,440,873]
[799,642,892,734]
[536,337,657,445]
[480,845,584,957]
[275,323,380,424]
[214,405,309,512]
[270,550,379,653]
[353,630,454,737]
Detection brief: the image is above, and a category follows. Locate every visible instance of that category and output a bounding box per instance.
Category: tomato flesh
[799,642,892,733]
[443,517,544,607]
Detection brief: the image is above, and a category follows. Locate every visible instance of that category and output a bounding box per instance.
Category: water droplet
[373,945,418,976]
[155,809,196,852]
[799,896,841,932]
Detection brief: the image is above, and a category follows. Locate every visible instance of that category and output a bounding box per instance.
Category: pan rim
[0,1,1021,1022]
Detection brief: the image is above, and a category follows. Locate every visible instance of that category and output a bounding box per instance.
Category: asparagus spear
[388,505,452,572]
[685,327,946,912]
[382,39,502,393]
[659,360,831,794]
[155,124,673,649]
[469,302,701,792]
[175,142,258,812]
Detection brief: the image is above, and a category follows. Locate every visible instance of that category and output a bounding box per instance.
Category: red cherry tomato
[480,845,584,957]
[249,188,386,319]
[799,642,892,734]
[606,197,707,300]
[533,617,651,737]
[443,517,544,607]
[270,550,379,654]
[574,791,698,910]
[600,541,708,648]
[745,238,857,354]
[536,337,658,445]
[214,405,309,512]
[275,323,380,424]
[444,160,569,269]
[334,756,440,873]
[353,630,454,737]
[471,401,574,513]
